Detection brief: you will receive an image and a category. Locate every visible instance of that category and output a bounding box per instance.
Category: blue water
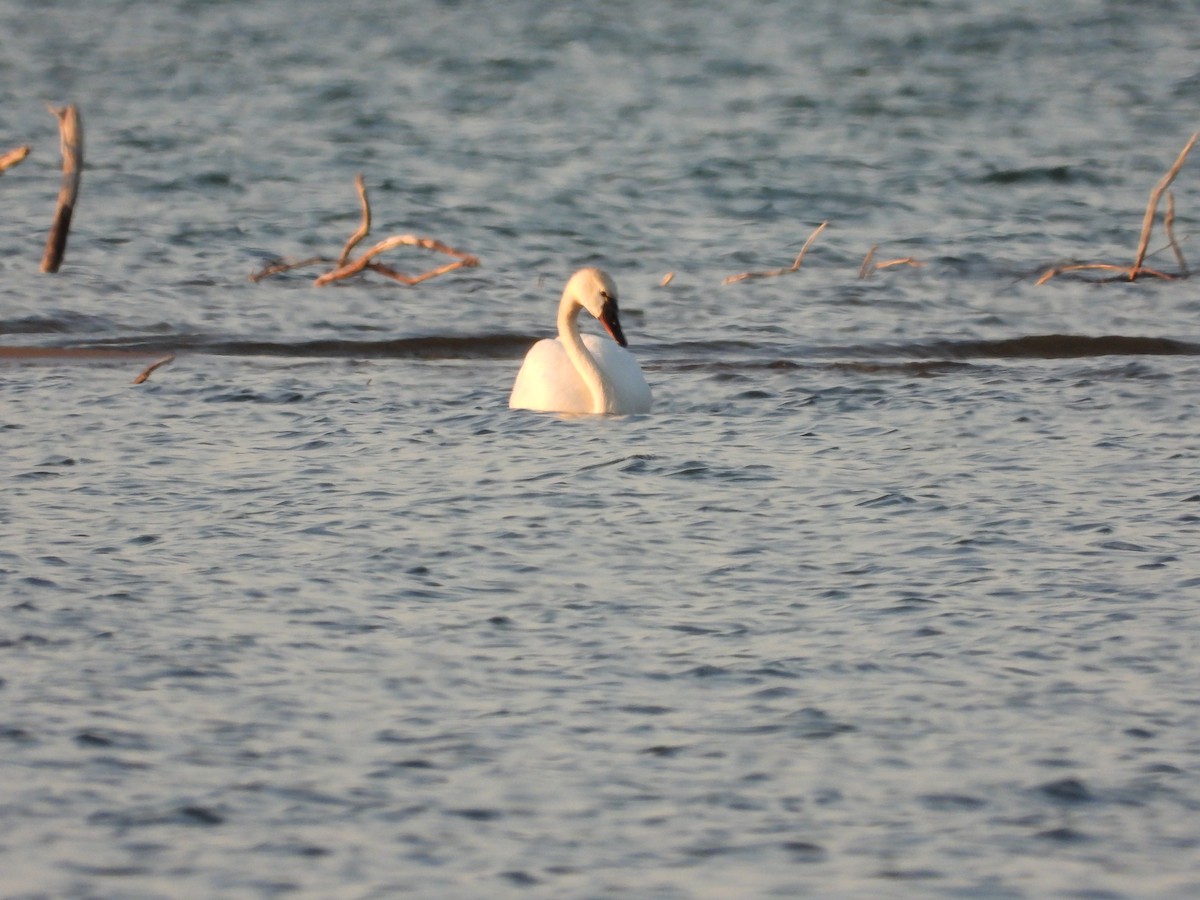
[3,1,1200,897]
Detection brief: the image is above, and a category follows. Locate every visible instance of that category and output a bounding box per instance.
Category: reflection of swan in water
[509,268,652,415]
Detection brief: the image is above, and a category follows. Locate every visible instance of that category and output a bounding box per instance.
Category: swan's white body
[509,268,652,415]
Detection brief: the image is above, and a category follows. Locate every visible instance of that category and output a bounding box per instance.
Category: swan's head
[565,267,629,347]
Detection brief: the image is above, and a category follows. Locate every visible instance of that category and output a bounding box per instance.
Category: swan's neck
[558,296,613,414]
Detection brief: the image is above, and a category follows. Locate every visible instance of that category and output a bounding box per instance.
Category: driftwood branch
[1130,131,1197,279]
[40,104,83,273]
[338,173,370,266]
[724,221,828,284]
[859,244,925,279]
[874,257,925,273]
[858,245,877,279]
[1035,263,1175,286]
[314,235,478,286]
[363,258,474,286]
[1038,132,1196,285]
[1164,191,1188,276]
[248,256,332,282]
[251,175,478,287]
[0,145,31,174]
[132,354,176,385]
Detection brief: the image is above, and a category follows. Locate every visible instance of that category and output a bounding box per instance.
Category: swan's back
[509,337,593,413]
[510,334,651,415]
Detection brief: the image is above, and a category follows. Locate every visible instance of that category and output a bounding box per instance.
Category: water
[3,0,1200,896]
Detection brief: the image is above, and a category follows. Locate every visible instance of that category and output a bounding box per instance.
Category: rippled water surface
[3,1,1200,897]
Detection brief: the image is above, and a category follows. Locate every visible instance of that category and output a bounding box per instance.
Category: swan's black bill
[599,296,628,347]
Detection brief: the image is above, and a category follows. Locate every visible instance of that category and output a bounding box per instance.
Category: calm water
[3,1,1200,897]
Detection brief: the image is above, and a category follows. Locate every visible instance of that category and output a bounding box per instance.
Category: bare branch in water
[0,144,31,174]
[252,175,479,287]
[365,258,477,286]
[315,235,478,286]
[132,354,176,385]
[724,222,828,284]
[40,105,83,273]
[1038,132,1196,285]
[338,173,371,266]
[1035,262,1175,286]
[859,245,925,278]
[1165,191,1189,276]
[1130,131,1197,279]
[249,256,332,282]
[858,245,877,279]
[875,258,924,273]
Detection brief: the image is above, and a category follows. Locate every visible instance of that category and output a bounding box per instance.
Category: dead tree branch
[859,245,877,279]
[1035,263,1175,286]
[859,244,925,278]
[249,256,332,282]
[132,354,176,385]
[314,235,478,286]
[1130,131,1197,279]
[0,145,31,174]
[723,221,828,284]
[40,104,83,273]
[1164,191,1188,276]
[1038,132,1196,285]
[252,175,478,287]
[338,173,371,266]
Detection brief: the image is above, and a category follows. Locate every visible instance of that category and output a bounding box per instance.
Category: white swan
[509,268,652,415]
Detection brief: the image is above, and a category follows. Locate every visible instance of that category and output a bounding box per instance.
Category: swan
[509,268,652,415]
